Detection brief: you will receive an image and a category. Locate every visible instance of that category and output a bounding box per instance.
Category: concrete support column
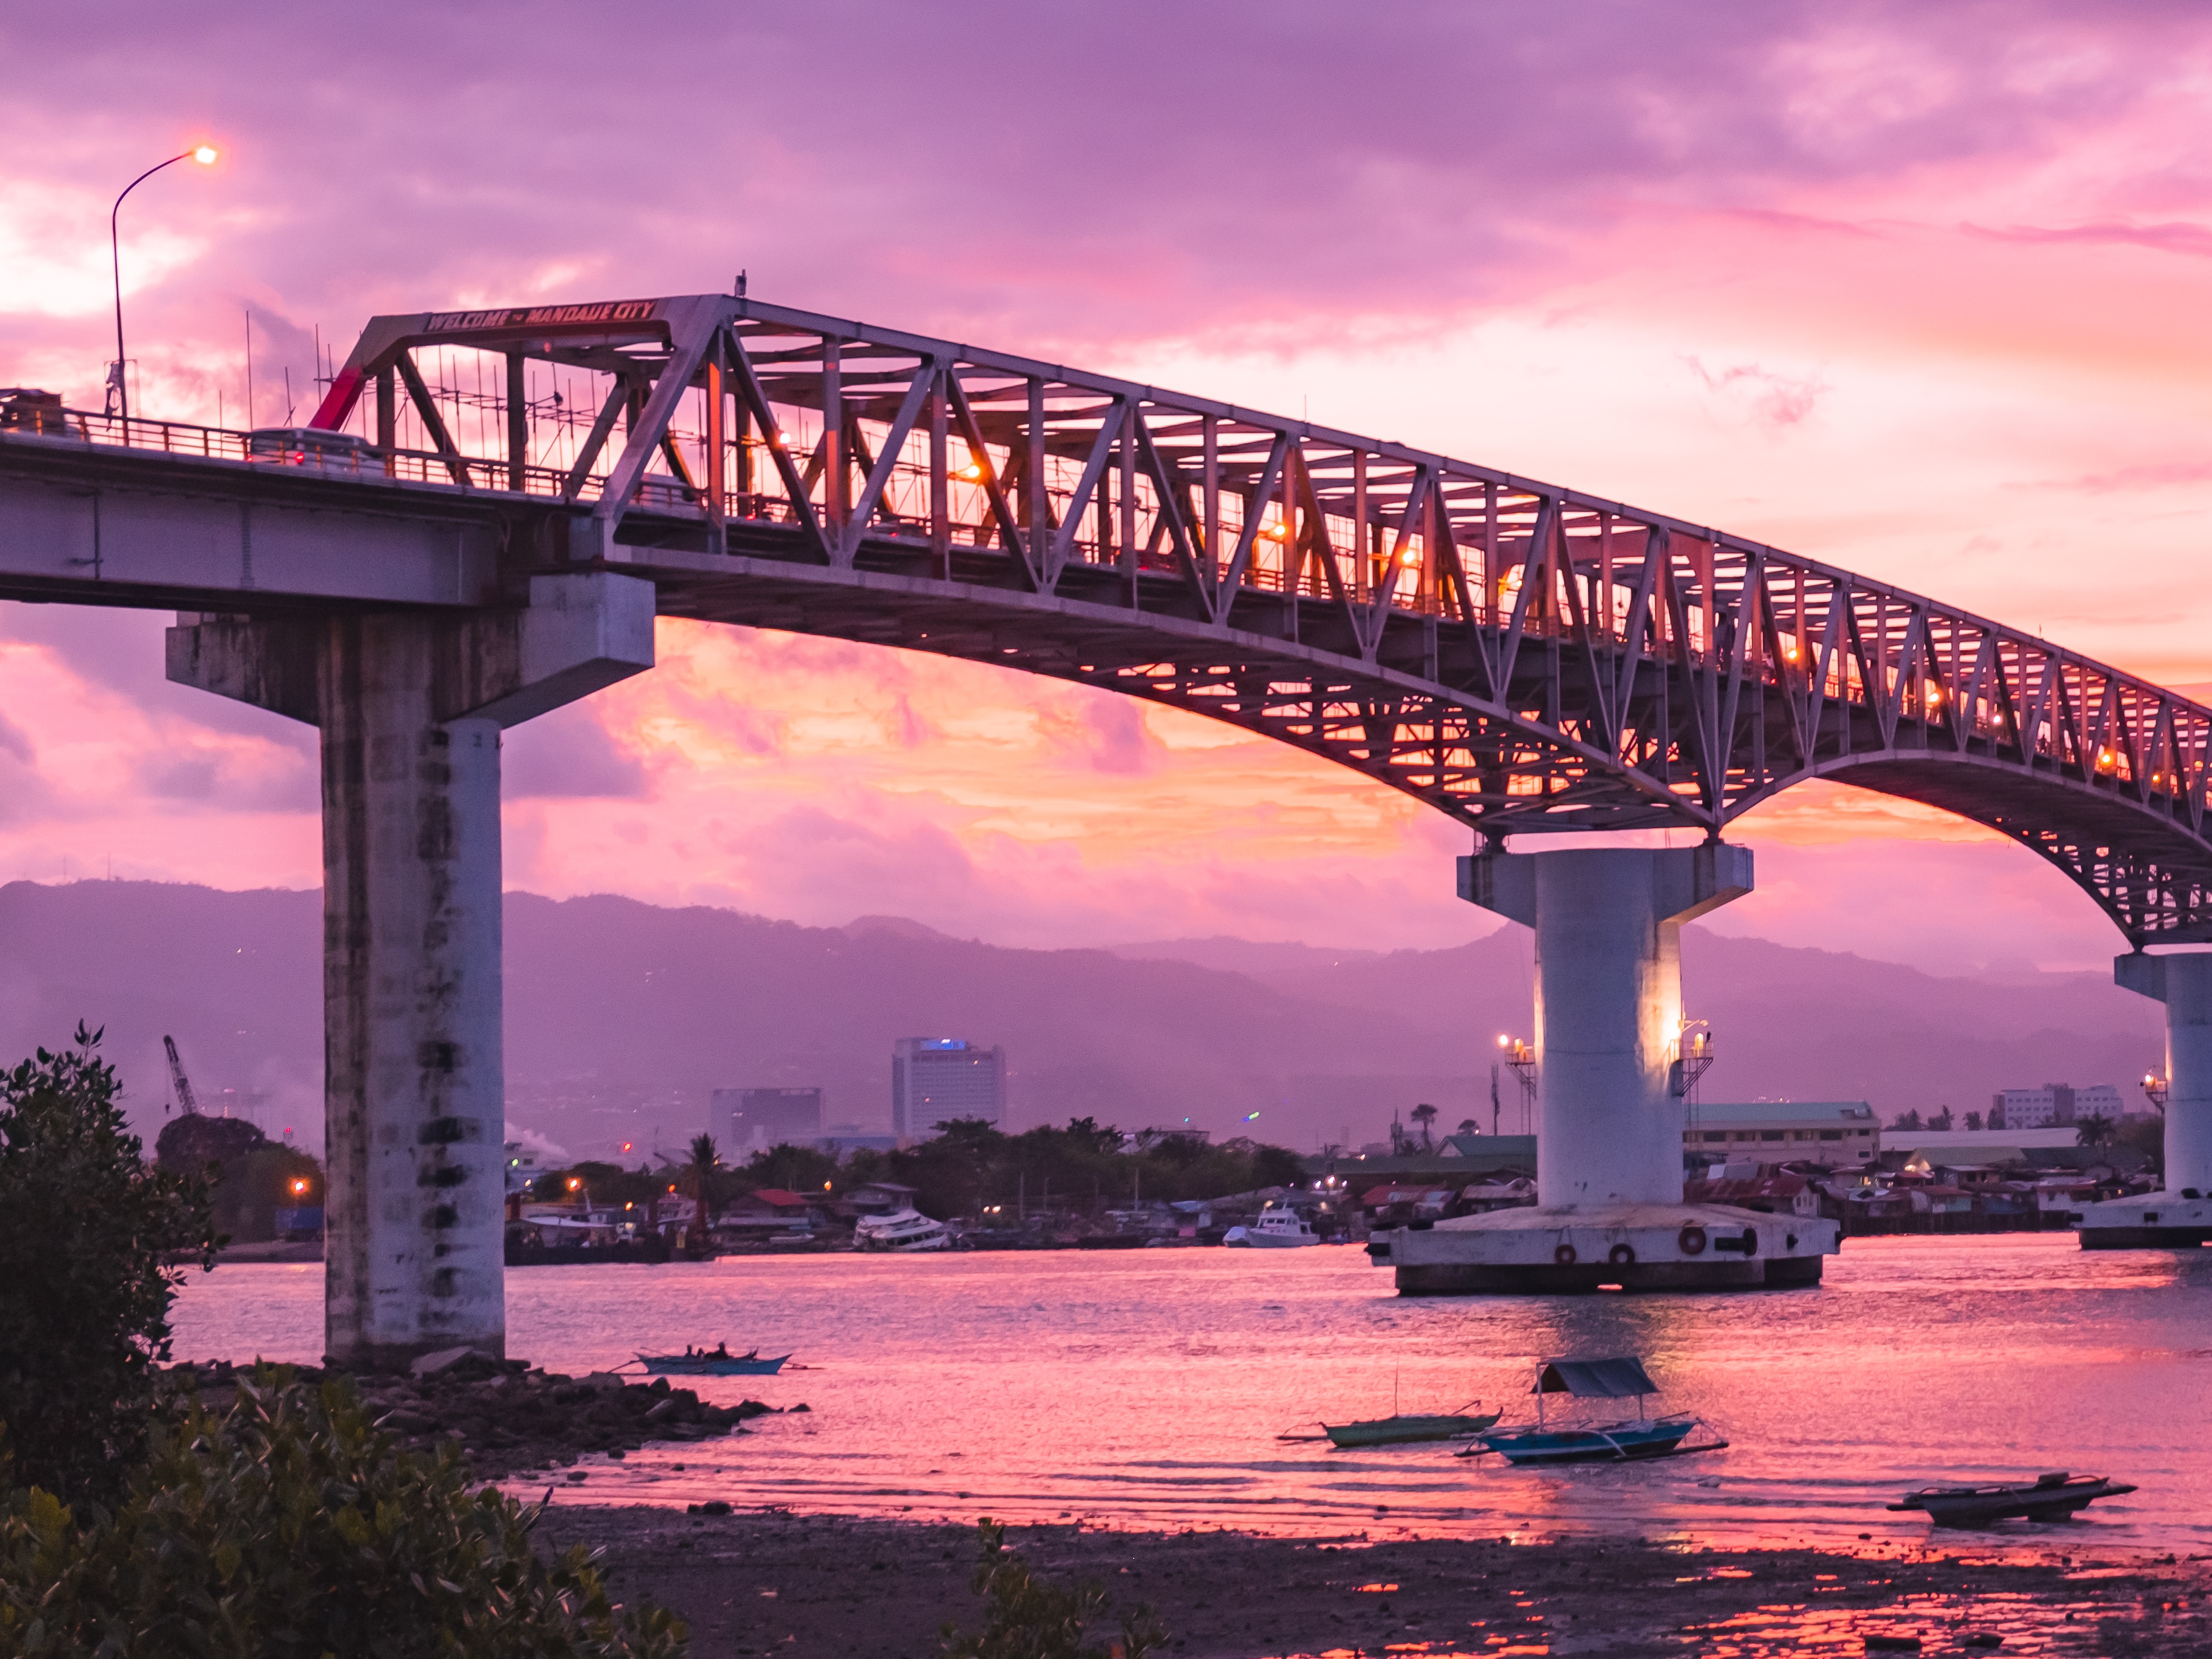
[1461,842,1752,1207]
[168,573,656,1367]
[2116,950,2212,1196]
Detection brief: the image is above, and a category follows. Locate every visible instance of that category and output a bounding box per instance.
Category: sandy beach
[533,1503,2212,1658]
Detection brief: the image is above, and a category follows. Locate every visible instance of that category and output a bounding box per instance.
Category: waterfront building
[1682,1101,1880,1159]
[892,1037,1007,1141]
[1682,1170,1822,1217]
[714,1086,825,1154]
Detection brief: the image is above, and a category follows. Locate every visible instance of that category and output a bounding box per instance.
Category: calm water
[170,1234,2212,1554]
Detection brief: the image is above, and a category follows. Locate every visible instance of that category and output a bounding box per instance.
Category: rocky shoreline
[533,1505,2212,1659]
[167,1352,792,1480]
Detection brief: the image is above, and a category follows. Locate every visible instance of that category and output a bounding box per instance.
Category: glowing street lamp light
[109,144,220,421]
[2143,1071,2169,1112]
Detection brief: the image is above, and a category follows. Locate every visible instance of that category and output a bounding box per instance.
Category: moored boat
[1235,1206,1319,1248]
[637,1349,791,1376]
[1320,1410,1502,1448]
[855,1206,951,1251]
[1888,1472,2137,1526]
[1468,1355,1720,1466]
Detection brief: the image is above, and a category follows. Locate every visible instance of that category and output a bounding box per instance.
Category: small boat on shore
[637,1349,792,1376]
[1467,1356,1722,1466]
[1888,1472,2137,1526]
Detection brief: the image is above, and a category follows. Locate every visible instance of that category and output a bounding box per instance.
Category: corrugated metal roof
[1690,1100,1876,1125]
[1535,1357,1658,1397]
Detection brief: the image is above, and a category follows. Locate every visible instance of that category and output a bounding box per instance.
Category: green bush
[940,1519,1162,1659]
[0,1371,684,1658]
[0,1026,213,1504]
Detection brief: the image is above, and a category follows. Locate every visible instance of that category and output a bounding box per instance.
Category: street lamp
[110,144,219,421]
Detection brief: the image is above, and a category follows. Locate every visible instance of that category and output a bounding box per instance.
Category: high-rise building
[892,1037,1006,1141]
[713,1086,824,1155]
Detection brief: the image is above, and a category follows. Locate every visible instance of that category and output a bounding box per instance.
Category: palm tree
[1410,1103,1438,1150]
[2076,1113,2117,1151]
[685,1134,722,1238]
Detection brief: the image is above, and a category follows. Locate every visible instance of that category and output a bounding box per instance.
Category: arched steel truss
[304,294,2212,945]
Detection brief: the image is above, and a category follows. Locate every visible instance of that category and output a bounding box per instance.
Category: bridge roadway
[0,293,2203,1341]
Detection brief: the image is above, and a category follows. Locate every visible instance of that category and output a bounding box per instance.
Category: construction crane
[163,1034,200,1117]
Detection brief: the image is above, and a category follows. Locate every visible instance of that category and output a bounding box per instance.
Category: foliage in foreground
[940,1519,1163,1659]
[0,1026,213,1504]
[0,1371,684,1659]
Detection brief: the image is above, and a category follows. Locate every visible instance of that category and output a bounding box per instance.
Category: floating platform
[2074,1190,2212,1249]
[1366,1202,1838,1294]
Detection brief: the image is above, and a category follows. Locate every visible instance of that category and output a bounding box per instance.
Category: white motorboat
[854,1206,951,1252]
[1235,1206,1320,1248]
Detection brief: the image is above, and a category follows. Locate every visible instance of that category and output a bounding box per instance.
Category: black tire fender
[1607,1243,1636,1266]
[1678,1225,1707,1256]
[1553,1242,1578,1265]
[1741,1228,1759,1256]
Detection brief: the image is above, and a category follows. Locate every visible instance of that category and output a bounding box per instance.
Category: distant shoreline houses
[1306,1097,2152,1237]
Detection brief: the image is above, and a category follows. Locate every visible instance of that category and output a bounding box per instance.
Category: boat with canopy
[1462,1357,1724,1465]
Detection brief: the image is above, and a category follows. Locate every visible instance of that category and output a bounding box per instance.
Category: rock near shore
[167,1353,783,1480]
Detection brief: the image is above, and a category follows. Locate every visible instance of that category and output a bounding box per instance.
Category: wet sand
[536,1503,2212,1657]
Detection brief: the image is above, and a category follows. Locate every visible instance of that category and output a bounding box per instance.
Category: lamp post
[109,144,219,421]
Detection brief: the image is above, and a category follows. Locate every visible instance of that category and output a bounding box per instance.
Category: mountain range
[0,880,2164,1160]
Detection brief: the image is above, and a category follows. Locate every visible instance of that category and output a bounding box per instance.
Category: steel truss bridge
[5,292,2211,945]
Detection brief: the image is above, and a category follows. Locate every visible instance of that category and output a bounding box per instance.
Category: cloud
[1683,356,1830,428]
[502,703,650,801]
[1964,219,2212,257]
[9,2,2212,973]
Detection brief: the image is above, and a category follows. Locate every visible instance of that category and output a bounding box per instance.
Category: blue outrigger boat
[1460,1357,1724,1465]
[636,1348,791,1377]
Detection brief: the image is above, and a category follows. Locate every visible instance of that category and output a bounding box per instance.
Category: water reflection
[170,1232,2212,1554]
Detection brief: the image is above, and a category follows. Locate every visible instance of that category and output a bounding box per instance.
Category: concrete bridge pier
[167,573,656,1368]
[1368,842,1840,1292]
[2078,951,2212,1248]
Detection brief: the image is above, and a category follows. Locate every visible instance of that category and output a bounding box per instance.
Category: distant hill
[0,880,2164,1159]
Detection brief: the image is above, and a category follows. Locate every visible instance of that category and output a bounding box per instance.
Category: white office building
[1990,1083,2125,1130]
[892,1038,1006,1141]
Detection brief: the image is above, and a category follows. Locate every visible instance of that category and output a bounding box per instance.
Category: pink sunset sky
[7,2,2212,972]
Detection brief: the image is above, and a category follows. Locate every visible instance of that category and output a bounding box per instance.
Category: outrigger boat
[635,1347,792,1376]
[1462,1356,1725,1466]
[1279,1372,1502,1448]
[1888,1472,2137,1527]
[1317,1409,1502,1449]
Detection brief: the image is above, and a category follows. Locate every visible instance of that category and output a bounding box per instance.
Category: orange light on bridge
[192,145,219,165]
[291,1179,308,1195]
[952,452,985,482]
